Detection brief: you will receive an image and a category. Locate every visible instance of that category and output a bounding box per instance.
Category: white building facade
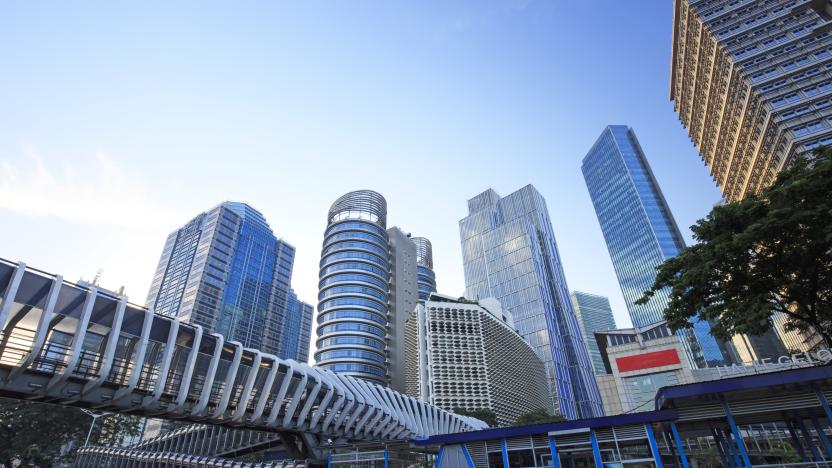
[405,294,550,427]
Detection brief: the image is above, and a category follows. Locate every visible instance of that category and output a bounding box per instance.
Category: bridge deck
[0,258,485,446]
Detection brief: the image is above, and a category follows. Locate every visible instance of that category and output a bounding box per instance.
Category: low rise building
[405,294,550,426]
[594,321,696,415]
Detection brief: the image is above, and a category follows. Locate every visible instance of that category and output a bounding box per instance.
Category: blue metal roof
[655,365,832,410]
[412,409,678,446]
[415,366,832,447]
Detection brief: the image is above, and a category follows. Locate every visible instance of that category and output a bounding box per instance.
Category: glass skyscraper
[460,185,604,420]
[570,291,617,375]
[146,201,312,360]
[314,190,418,388]
[412,237,436,301]
[581,126,726,368]
[282,289,314,363]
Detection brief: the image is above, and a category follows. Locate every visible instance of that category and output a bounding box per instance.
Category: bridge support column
[589,430,602,468]
[670,422,690,468]
[645,424,664,468]
[721,400,751,467]
[548,436,560,468]
[811,414,832,460]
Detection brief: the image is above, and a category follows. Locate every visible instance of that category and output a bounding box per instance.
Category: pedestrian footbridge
[0,258,485,451]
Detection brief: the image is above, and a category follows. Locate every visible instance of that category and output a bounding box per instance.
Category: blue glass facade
[460,185,604,420]
[145,201,310,360]
[315,190,391,384]
[570,291,617,375]
[412,237,436,301]
[281,289,314,363]
[581,126,726,368]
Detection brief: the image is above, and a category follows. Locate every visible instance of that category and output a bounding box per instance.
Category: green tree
[513,408,565,426]
[769,439,801,464]
[637,147,832,347]
[0,398,144,467]
[94,413,144,446]
[0,398,87,467]
[452,407,498,427]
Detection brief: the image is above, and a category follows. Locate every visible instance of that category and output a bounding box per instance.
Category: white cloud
[0,145,180,230]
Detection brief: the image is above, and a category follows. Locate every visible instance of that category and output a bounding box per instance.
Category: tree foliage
[453,407,498,427]
[637,147,832,347]
[0,397,143,467]
[513,408,565,426]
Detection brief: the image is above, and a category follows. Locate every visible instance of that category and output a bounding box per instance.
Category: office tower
[671,0,832,202]
[582,126,727,368]
[729,330,787,363]
[387,226,418,393]
[314,190,418,389]
[412,237,437,301]
[570,291,617,375]
[460,185,604,420]
[146,202,308,359]
[281,289,314,363]
[772,312,824,353]
[405,294,550,426]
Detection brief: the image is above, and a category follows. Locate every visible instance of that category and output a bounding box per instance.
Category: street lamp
[79,409,108,447]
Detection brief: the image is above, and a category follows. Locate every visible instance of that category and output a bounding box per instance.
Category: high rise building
[772,311,824,353]
[146,202,309,359]
[405,294,550,427]
[729,330,787,363]
[387,226,418,393]
[582,125,727,368]
[670,0,832,202]
[412,237,437,301]
[570,291,617,375]
[459,185,604,420]
[281,289,314,363]
[314,190,418,389]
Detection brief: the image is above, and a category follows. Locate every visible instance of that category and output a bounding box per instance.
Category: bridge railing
[73,446,307,468]
[0,258,487,442]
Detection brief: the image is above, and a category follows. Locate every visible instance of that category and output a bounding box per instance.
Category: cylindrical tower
[315,190,390,384]
[412,237,436,301]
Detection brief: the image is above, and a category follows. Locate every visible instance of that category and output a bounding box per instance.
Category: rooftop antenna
[92,269,103,287]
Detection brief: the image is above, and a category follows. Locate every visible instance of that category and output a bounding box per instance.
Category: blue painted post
[721,401,752,467]
[384,445,389,468]
[434,447,444,468]
[327,454,332,468]
[670,423,690,468]
[501,439,509,468]
[590,430,603,468]
[816,388,832,424]
[786,418,809,462]
[645,424,664,468]
[710,427,734,468]
[722,427,742,468]
[461,445,476,468]
[794,416,822,461]
[811,414,832,460]
[549,437,561,468]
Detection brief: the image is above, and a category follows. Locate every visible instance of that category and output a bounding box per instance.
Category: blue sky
[0,1,722,346]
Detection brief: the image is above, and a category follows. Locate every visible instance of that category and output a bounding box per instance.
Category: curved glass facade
[315,190,390,384]
[412,237,436,301]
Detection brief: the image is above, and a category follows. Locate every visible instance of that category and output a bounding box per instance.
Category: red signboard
[616,349,681,372]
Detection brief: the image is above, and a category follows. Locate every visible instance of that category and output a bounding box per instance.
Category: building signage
[715,349,832,376]
[616,349,681,372]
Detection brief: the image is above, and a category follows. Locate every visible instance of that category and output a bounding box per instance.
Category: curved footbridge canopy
[0,258,486,444]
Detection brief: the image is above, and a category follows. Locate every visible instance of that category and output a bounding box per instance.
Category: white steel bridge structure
[0,258,485,461]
